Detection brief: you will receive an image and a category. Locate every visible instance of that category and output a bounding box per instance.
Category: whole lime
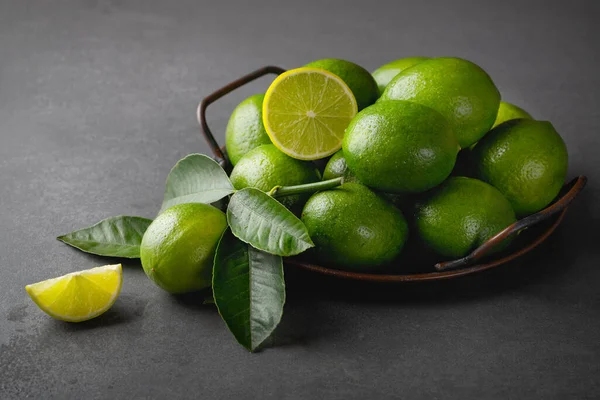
[414,177,517,258]
[301,183,409,271]
[140,203,228,293]
[322,150,410,211]
[343,100,459,193]
[492,101,532,129]
[470,119,568,216]
[229,144,321,213]
[379,57,500,148]
[225,94,271,166]
[322,150,358,182]
[304,58,378,110]
[372,57,429,95]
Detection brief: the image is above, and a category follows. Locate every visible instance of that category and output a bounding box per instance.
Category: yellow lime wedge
[25,264,123,322]
[263,67,358,160]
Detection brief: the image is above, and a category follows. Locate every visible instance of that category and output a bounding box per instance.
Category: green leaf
[57,216,152,258]
[160,154,234,213]
[226,188,314,256]
[213,229,285,352]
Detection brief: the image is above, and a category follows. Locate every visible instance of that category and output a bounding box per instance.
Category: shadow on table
[170,289,216,312]
[51,300,142,331]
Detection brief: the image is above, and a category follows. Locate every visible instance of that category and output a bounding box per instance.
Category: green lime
[414,177,517,258]
[322,150,358,182]
[492,101,532,129]
[304,58,378,110]
[225,94,272,166]
[229,144,321,213]
[140,203,228,294]
[470,119,568,216]
[379,57,500,148]
[301,183,409,271]
[343,100,459,193]
[322,150,411,211]
[372,57,429,95]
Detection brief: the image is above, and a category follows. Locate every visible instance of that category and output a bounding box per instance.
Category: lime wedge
[263,67,358,160]
[26,264,123,322]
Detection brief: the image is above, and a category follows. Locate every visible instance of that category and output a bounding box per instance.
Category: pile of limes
[26,57,570,329]
[223,57,568,272]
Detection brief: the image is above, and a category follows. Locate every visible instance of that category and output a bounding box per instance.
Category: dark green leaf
[227,188,314,256]
[213,229,285,352]
[57,216,152,258]
[160,154,234,213]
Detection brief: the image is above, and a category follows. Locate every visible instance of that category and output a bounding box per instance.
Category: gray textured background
[1,0,599,399]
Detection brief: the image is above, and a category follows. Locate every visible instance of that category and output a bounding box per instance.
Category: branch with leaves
[58,154,342,351]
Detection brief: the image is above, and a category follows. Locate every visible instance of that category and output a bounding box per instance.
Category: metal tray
[197,65,587,282]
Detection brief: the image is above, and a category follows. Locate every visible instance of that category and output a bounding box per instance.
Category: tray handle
[435,175,587,271]
[196,66,286,170]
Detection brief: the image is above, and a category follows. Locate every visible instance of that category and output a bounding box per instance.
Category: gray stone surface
[1,0,599,398]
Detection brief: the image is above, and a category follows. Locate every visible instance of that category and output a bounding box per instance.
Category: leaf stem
[269,177,343,198]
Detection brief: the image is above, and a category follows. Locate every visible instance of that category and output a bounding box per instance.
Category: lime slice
[263,67,358,160]
[26,264,123,322]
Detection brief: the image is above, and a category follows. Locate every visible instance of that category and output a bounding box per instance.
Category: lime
[322,150,357,182]
[470,119,568,216]
[305,58,379,110]
[301,183,409,271]
[262,67,357,160]
[140,203,227,294]
[414,177,517,258]
[343,100,459,193]
[26,264,123,322]
[229,144,321,213]
[225,94,271,166]
[492,101,532,129]
[372,57,429,95]
[322,150,410,211]
[379,57,500,148]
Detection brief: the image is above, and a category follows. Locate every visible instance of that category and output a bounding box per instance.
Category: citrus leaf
[226,188,314,256]
[57,216,152,258]
[213,229,285,352]
[160,154,234,213]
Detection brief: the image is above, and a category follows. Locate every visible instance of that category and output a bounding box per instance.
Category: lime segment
[26,264,123,322]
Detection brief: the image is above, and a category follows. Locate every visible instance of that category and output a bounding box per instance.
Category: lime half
[263,67,358,160]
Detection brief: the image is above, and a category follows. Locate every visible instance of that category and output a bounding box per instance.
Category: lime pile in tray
[28,57,569,352]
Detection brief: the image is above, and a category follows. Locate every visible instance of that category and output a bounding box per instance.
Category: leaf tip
[248,342,262,353]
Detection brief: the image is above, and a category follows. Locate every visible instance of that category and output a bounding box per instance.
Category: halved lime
[263,67,358,160]
[26,264,123,322]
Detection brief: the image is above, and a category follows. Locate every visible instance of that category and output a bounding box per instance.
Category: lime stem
[269,177,343,198]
